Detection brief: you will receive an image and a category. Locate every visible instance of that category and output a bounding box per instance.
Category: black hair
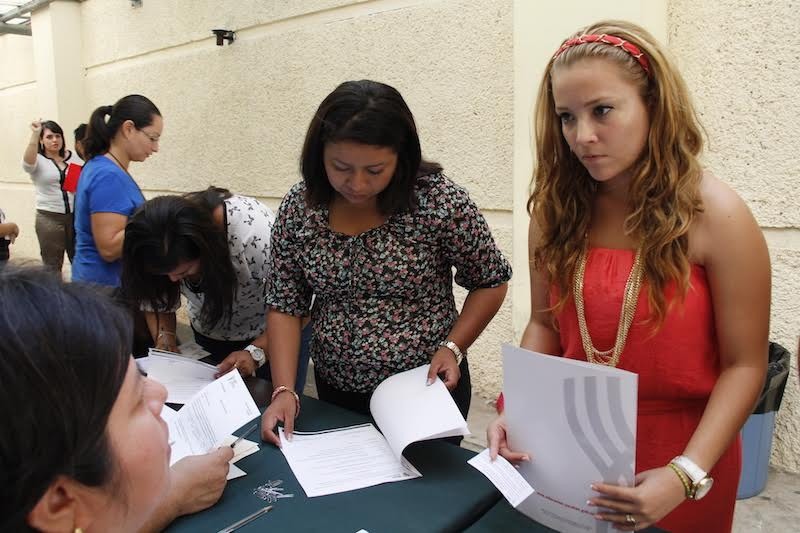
[83,95,161,160]
[301,80,441,215]
[74,123,88,159]
[38,120,66,159]
[0,265,131,531]
[73,123,87,142]
[121,187,236,330]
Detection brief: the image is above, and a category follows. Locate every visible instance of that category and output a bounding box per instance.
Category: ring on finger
[625,513,636,525]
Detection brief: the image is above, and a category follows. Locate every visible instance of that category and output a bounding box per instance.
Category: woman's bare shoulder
[691,171,762,265]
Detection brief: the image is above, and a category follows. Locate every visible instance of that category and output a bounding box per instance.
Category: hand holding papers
[160,370,260,466]
[370,365,470,459]
[468,449,534,507]
[502,344,638,533]
[279,364,469,497]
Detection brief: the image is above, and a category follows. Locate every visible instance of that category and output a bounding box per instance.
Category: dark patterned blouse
[267,172,512,393]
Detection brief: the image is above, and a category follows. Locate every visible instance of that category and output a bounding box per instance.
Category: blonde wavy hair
[529,20,705,327]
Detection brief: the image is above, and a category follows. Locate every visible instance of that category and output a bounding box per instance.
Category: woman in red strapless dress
[489,20,770,533]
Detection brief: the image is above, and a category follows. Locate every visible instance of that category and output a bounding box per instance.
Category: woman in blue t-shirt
[72,94,162,287]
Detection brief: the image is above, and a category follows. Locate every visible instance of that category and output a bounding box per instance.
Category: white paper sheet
[165,371,260,465]
[502,344,638,533]
[177,341,212,360]
[142,349,219,404]
[370,365,470,460]
[278,424,421,497]
[227,463,246,480]
[467,449,535,507]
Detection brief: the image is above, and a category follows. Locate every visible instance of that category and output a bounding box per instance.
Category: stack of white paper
[177,341,211,360]
[279,364,470,497]
[279,424,421,496]
[139,349,218,404]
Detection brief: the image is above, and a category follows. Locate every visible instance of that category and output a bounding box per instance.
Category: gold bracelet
[270,385,300,418]
[667,462,692,499]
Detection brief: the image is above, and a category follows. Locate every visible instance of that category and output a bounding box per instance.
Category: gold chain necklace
[573,243,644,367]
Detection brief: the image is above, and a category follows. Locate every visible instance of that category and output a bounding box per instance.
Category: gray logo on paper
[564,376,634,533]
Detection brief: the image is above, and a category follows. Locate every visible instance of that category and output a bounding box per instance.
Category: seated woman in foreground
[0,266,232,532]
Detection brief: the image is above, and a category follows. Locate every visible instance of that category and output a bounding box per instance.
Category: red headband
[553,33,651,76]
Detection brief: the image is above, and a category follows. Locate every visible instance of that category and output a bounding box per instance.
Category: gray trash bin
[736,342,790,499]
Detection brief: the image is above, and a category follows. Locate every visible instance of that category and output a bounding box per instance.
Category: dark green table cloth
[166,395,501,532]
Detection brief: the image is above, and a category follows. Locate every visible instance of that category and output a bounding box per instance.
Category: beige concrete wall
[0,31,40,261]
[31,0,86,129]
[669,0,800,472]
[83,0,516,395]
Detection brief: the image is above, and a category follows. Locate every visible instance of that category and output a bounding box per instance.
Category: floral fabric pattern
[267,172,511,393]
[184,195,275,341]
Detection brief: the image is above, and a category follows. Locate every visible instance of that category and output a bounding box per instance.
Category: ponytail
[83,105,114,160]
[82,95,161,160]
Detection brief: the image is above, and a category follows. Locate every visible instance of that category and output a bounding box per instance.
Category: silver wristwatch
[671,455,714,500]
[244,344,266,368]
[438,340,464,365]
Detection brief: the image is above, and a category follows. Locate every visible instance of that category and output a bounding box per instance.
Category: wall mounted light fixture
[212,29,235,46]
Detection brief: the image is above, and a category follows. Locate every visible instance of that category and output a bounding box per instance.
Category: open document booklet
[279,364,470,497]
[489,344,638,533]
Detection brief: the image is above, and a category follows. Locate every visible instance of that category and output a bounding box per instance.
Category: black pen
[230,422,259,449]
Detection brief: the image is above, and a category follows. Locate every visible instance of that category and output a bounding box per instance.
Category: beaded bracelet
[667,462,692,499]
[271,385,300,418]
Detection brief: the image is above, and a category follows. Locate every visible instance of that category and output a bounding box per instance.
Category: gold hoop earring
[74,528,83,533]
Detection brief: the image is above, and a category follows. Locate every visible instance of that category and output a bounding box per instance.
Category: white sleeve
[22,153,40,174]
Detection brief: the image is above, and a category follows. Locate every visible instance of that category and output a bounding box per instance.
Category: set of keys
[253,479,294,503]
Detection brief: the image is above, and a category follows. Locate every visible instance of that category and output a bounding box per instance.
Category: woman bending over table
[121,187,309,390]
[261,79,511,445]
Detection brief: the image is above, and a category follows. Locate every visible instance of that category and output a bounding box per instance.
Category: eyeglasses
[137,128,161,143]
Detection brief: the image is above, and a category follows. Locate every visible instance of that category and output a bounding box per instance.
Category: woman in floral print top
[261,80,511,445]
